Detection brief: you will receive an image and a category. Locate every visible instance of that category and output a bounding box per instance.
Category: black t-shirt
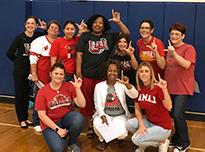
[7,31,44,71]
[76,32,119,79]
[110,51,137,86]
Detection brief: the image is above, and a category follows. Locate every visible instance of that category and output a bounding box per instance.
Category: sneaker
[159,139,170,152]
[70,143,80,152]
[173,144,191,152]
[34,125,42,133]
[135,146,147,152]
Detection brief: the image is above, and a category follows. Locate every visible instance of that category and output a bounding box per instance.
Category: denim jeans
[171,95,191,147]
[32,85,40,126]
[42,111,85,152]
[126,118,171,147]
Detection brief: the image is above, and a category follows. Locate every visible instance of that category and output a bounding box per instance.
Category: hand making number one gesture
[167,40,176,57]
[117,70,129,85]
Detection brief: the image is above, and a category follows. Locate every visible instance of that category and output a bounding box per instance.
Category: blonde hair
[136,62,157,90]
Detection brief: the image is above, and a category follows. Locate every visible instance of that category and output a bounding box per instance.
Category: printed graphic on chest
[88,38,108,54]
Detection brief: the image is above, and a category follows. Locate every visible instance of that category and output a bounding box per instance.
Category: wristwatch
[54,127,59,132]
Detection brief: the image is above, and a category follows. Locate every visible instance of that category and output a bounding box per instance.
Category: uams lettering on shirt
[88,38,108,54]
[48,94,72,110]
[138,94,156,104]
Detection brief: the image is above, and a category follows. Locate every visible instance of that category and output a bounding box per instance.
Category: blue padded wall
[31,0,62,26]
[1,1,205,113]
[127,2,165,47]
[0,0,25,95]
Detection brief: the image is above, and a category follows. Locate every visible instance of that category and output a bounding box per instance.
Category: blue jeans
[126,118,171,147]
[32,85,40,126]
[171,95,191,147]
[43,111,85,152]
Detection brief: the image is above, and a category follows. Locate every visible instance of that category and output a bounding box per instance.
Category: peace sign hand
[124,41,135,56]
[69,74,83,89]
[154,74,167,90]
[109,9,121,23]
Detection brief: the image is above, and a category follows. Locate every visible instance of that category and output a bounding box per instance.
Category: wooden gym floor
[0,102,205,152]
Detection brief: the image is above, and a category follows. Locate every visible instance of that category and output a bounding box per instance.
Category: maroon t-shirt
[136,85,172,130]
[35,82,76,131]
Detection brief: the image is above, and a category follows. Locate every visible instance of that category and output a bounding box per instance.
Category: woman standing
[29,20,60,132]
[50,20,86,81]
[35,62,85,152]
[137,19,165,78]
[164,23,196,152]
[7,16,46,128]
[76,10,130,135]
[126,62,172,152]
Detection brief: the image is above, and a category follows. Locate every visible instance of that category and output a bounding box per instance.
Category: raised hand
[69,74,82,89]
[146,37,157,53]
[109,9,121,23]
[167,40,176,56]
[76,19,88,34]
[154,74,167,90]
[37,18,47,30]
[117,70,129,85]
[124,41,135,56]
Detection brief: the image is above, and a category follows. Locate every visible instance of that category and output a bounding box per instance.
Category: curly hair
[86,14,111,32]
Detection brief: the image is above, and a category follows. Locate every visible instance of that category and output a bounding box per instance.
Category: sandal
[20,121,28,129]
[87,127,95,138]
[96,141,105,151]
[25,120,33,126]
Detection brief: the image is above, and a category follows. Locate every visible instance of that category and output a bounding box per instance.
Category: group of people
[7,9,196,152]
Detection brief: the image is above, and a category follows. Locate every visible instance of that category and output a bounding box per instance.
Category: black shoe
[25,120,33,126]
[20,121,28,129]
[87,127,95,138]
[173,144,191,152]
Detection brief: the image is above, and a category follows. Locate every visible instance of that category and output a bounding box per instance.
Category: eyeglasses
[140,27,151,30]
[169,32,182,37]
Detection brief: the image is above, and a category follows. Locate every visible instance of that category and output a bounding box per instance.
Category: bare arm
[38,111,67,137]
[76,52,83,78]
[69,75,86,108]
[111,9,130,34]
[50,56,57,67]
[135,103,147,134]
[30,64,38,82]
[168,40,191,69]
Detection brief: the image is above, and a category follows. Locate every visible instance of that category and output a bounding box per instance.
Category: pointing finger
[158,73,161,81]
[153,37,156,44]
[121,70,124,79]
[168,40,172,46]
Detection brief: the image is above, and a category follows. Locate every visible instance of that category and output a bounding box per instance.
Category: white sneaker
[34,125,42,133]
[159,139,170,152]
[135,146,147,152]
[173,144,191,152]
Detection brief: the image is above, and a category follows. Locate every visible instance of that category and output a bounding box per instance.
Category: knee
[72,113,85,128]
[126,119,136,133]
[131,134,144,146]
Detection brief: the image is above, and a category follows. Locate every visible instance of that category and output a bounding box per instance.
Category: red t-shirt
[136,85,172,130]
[50,37,80,74]
[35,82,76,131]
[137,36,165,78]
[164,43,196,95]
